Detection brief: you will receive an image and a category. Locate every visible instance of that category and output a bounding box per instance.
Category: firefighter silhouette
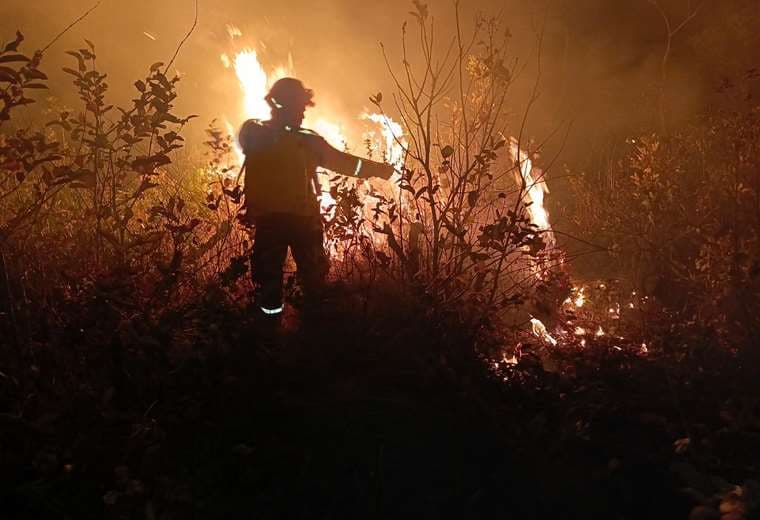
[238,78,394,316]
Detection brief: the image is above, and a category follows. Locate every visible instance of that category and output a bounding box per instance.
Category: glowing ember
[503,354,519,365]
[574,288,586,307]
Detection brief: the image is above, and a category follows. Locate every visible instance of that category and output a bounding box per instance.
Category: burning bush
[211,4,566,345]
[0,4,572,408]
[306,6,567,339]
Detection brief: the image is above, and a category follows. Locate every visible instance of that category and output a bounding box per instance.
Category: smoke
[1,0,758,157]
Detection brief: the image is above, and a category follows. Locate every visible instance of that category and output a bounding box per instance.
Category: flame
[361,112,406,169]
[574,288,586,307]
[225,49,289,122]
[312,120,347,151]
[222,35,408,243]
[510,138,555,248]
[530,318,558,346]
[223,40,403,163]
[223,40,403,176]
[503,354,519,365]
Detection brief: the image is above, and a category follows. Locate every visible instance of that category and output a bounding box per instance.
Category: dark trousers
[250,213,329,310]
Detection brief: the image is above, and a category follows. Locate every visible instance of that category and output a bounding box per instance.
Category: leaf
[412,0,429,21]
[163,113,181,124]
[62,67,82,79]
[65,50,86,72]
[153,154,171,167]
[24,68,47,80]
[467,190,479,208]
[0,66,19,82]
[0,54,29,63]
[3,31,24,53]
[441,145,455,159]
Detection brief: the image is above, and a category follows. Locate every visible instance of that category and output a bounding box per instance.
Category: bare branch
[41,0,103,54]
[165,0,199,74]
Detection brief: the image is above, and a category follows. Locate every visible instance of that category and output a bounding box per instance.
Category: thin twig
[165,0,199,74]
[41,1,103,54]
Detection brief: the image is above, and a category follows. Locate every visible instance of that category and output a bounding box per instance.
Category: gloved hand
[376,163,395,180]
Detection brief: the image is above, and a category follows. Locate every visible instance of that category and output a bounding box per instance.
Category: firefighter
[239,77,394,317]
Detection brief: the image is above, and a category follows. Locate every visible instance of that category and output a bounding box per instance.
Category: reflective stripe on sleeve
[260,305,284,315]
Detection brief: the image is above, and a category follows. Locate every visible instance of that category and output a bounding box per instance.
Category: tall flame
[232,50,287,121]
[222,40,402,167]
[510,138,555,249]
[222,36,407,236]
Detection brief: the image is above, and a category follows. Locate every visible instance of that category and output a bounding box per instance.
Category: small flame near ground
[519,283,652,369]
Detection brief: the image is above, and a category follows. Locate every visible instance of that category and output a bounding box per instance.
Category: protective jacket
[239,119,392,218]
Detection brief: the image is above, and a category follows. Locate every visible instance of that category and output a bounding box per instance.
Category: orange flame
[222,38,406,219]
[509,138,555,249]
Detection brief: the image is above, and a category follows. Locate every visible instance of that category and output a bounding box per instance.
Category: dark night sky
[2,0,759,163]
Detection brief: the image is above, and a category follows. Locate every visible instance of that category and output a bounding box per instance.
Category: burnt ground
[1,285,759,519]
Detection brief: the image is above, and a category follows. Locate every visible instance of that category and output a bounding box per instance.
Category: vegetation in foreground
[1,5,759,518]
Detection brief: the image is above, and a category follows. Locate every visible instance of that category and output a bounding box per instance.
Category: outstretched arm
[316,138,395,180]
